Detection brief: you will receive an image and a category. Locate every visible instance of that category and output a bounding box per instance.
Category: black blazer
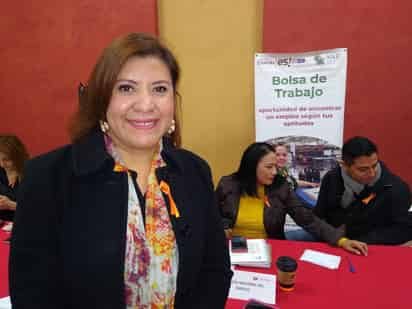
[9,129,232,309]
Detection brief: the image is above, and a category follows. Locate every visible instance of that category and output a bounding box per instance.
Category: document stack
[229,239,272,268]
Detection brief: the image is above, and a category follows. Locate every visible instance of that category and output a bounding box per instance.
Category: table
[1,235,411,308]
[0,229,10,298]
[226,239,412,309]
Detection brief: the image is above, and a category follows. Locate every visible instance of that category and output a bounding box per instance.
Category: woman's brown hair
[70,33,182,147]
[0,134,29,179]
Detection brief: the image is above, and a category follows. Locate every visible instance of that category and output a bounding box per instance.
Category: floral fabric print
[105,136,178,308]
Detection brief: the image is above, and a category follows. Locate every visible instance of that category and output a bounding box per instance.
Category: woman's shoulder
[272,174,288,187]
[27,129,109,178]
[24,144,74,180]
[215,173,239,195]
[163,147,216,188]
[164,147,211,176]
[172,148,209,167]
[217,173,238,185]
[14,145,76,199]
[267,175,290,196]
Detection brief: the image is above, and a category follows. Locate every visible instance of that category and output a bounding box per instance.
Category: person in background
[314,136,411,245]
[273,142,322,241]
[0,134,29,221]
[274,142,319,191]
[10,33,232,309]
[216,142,368,255]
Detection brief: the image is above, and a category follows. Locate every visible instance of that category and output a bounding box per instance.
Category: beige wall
[158,0,263,185]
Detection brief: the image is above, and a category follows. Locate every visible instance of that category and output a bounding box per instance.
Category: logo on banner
[314,55,325,65]
[256,57,276,65]
[278,57,306,67]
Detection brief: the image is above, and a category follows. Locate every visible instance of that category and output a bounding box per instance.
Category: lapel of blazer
[156,146,195,295]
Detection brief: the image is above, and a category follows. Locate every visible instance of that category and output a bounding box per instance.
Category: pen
[346,256,356,273]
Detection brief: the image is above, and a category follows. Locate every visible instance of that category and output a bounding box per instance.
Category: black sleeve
[215,177,235,230]
[191,161,233,308]
[312,171,332,219]
[9,159,61,309]
[287,189,343,245]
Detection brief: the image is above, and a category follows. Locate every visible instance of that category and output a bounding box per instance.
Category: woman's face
[256,152,277,186]
[0,152,14,172]
[275,145,288,168]
[106,56,175,154]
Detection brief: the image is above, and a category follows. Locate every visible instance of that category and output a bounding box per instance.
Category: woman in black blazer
[0,134,29,221]
[9,33,232,309]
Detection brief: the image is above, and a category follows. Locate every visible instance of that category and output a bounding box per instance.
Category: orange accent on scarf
[160,181,180,218]
[361,193,376,205]
[113,162,129,173]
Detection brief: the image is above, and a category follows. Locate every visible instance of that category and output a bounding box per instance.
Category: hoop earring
[167,119,176,135]
[100,120,109,133]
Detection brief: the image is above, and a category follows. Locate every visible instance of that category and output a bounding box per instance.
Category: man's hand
[341,239,368,256]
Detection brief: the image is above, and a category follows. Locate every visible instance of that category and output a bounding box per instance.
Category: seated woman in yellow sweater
[215,142,368,255]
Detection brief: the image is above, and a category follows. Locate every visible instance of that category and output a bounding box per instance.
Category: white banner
[255,49,347,183]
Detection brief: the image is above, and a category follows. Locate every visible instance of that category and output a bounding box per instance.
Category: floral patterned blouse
[105,136,178,308]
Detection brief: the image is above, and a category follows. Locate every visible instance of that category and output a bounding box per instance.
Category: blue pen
[346,256,356,273]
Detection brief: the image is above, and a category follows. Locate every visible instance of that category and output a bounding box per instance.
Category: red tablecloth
[1,235,411,307]
[226,240,412,309]
[0,229,10,298]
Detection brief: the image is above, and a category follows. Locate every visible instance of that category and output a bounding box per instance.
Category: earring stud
[167,120,176,135]
[100,120,109,133]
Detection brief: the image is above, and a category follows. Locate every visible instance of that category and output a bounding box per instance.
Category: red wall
[0,1,157,156]
[263,1,412,187]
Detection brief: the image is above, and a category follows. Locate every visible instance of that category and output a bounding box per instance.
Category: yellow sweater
[232,186,267,239]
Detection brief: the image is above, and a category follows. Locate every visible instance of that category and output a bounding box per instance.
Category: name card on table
[228,270,276,304]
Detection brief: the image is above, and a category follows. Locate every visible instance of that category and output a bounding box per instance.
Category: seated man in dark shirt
[313,136,411,245]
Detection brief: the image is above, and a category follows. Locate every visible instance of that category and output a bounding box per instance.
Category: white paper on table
[0,297,11,309]
[228,270,276,305]
[229,239,271,268]
[300,249,341,269]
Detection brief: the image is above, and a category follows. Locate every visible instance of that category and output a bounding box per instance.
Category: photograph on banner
[255,49,347,203]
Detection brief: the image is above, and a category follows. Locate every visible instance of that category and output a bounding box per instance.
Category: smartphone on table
[244,299,279,309]
[231,235,248,253]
